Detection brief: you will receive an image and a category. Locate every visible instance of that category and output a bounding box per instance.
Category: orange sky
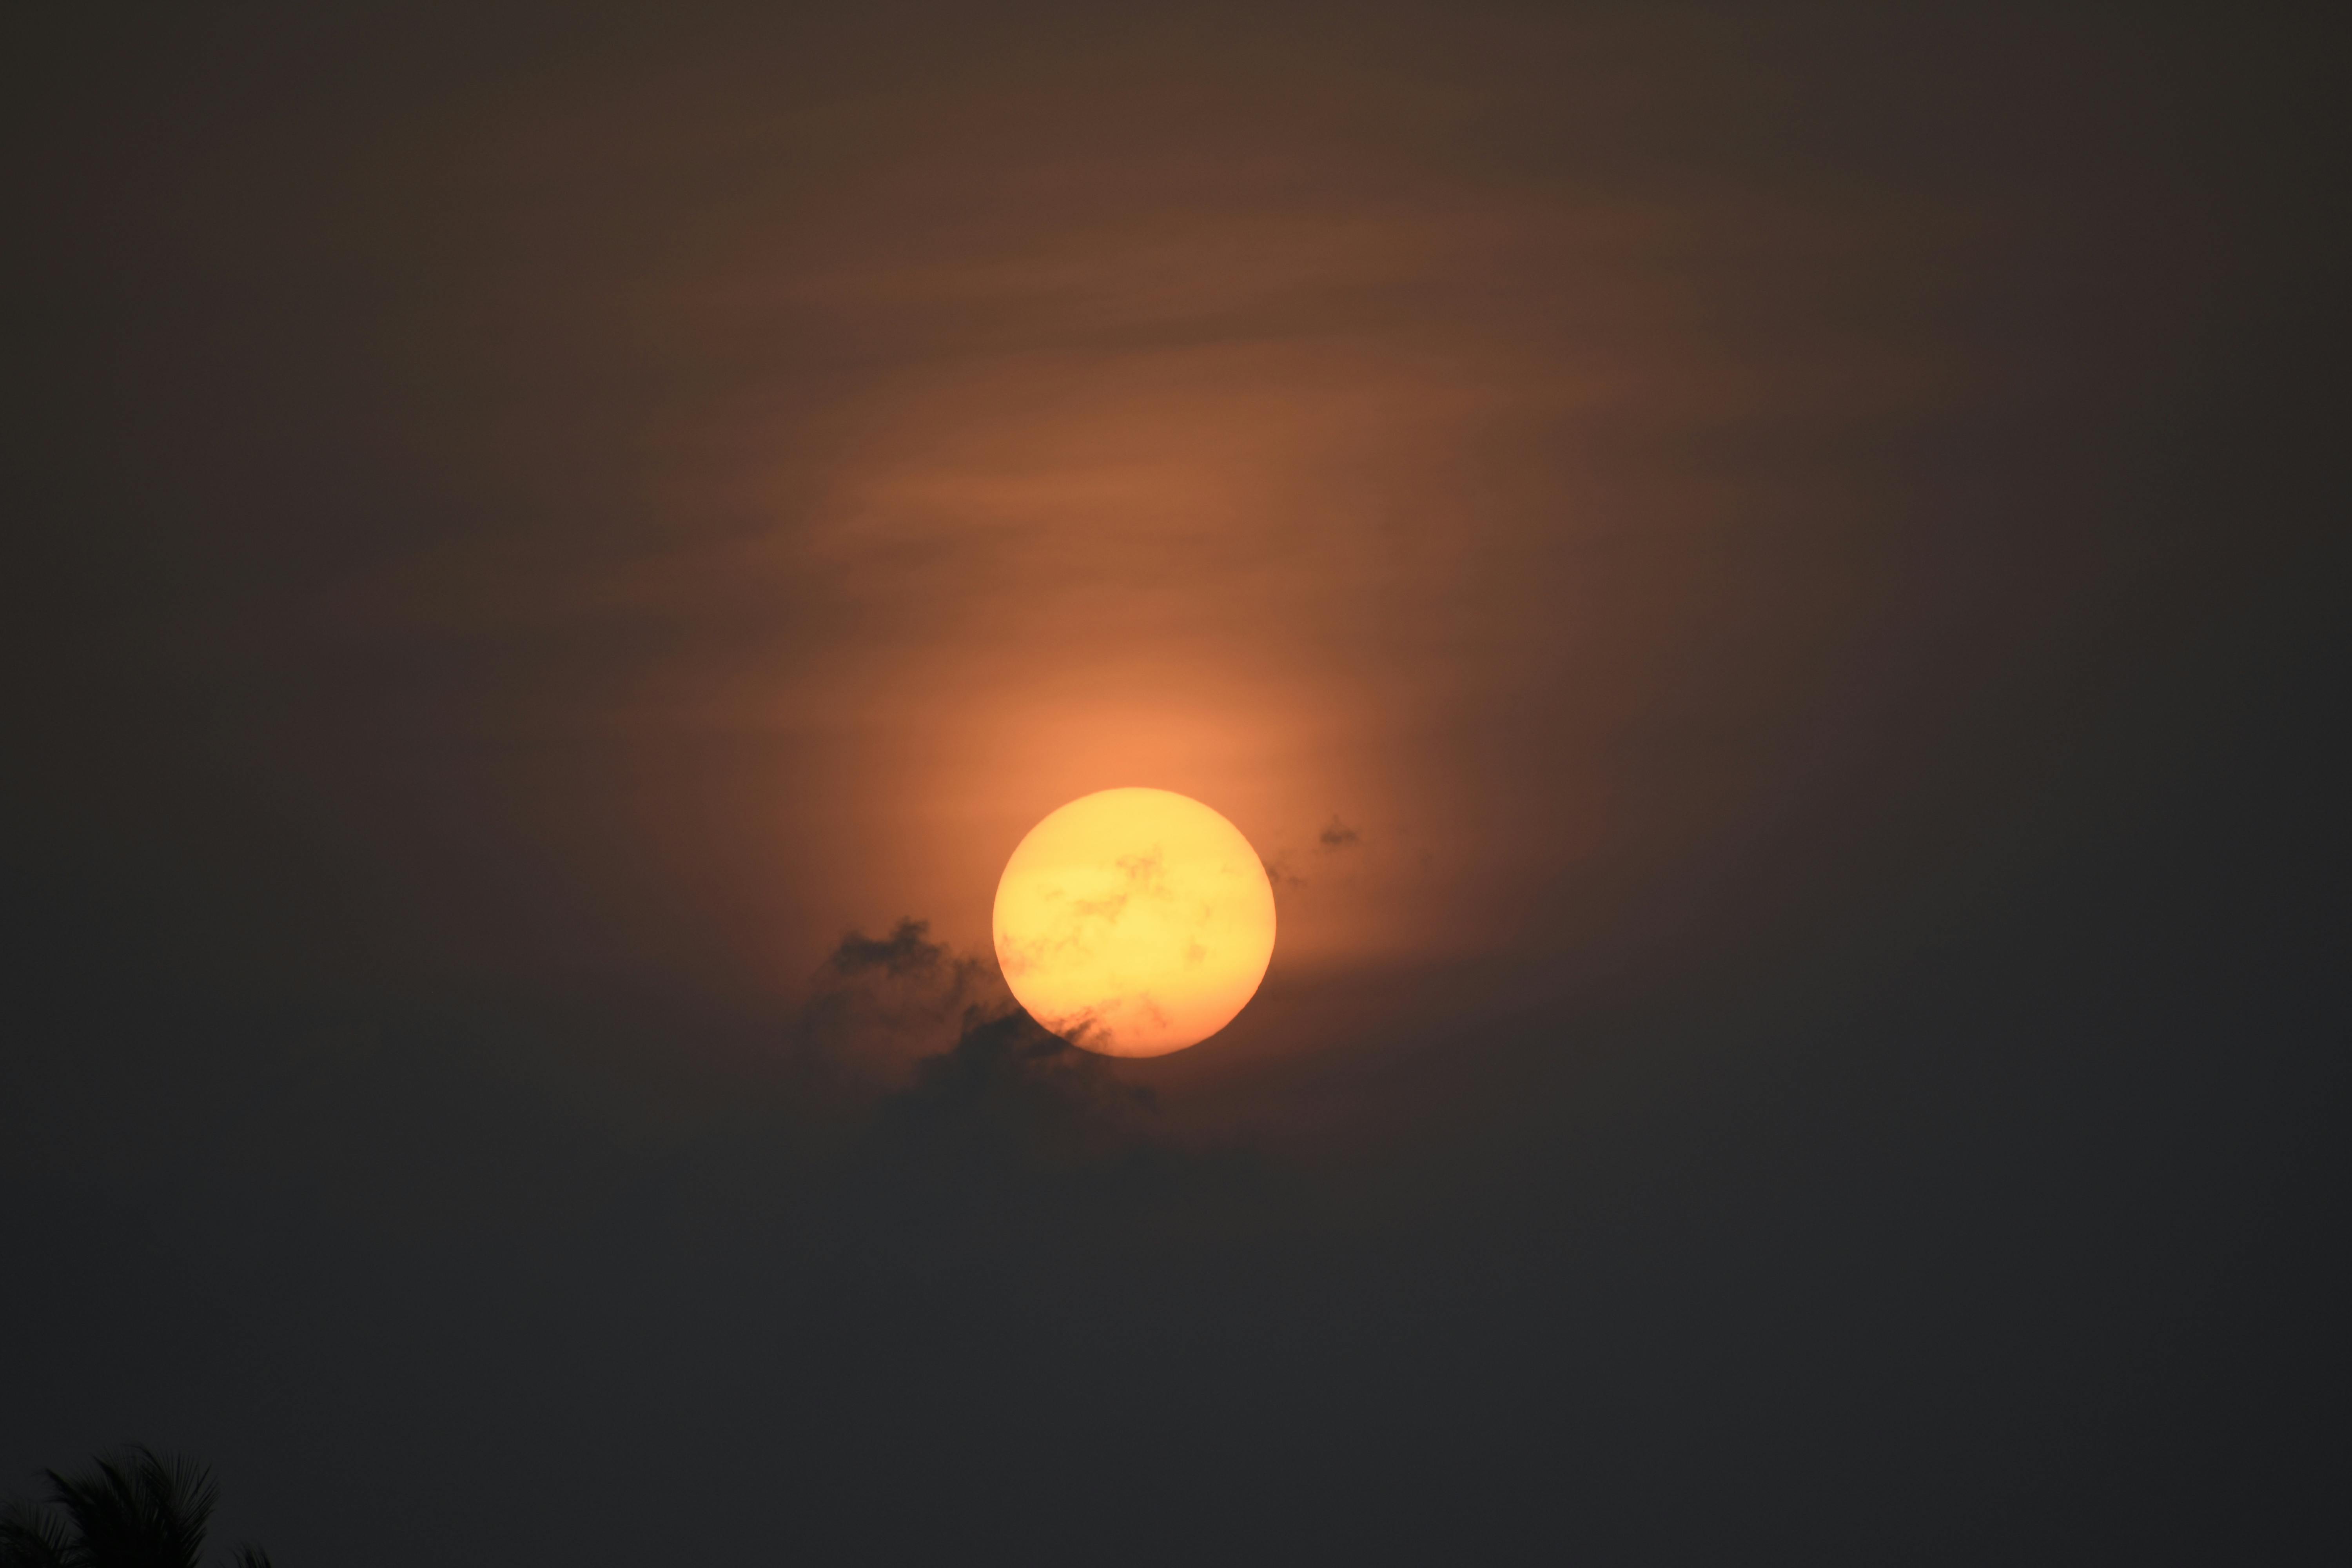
[109,5,2216,1071]
[7,7,2336,1555]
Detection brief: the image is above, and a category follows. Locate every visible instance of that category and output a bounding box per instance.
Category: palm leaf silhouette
[0,1448,266,1568]
[0,1500,78,1568]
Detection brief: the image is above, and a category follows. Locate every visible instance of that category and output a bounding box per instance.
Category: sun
[992,788,1277,1057]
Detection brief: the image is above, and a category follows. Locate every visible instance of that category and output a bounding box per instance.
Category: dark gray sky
[4,3,2344,1561]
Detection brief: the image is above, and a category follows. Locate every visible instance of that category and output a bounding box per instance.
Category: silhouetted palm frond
[42,1448,216,1568]
[228,1550,272,1568]
[0,1499,79,1568]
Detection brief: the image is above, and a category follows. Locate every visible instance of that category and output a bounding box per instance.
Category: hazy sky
[4,4,2343,1562]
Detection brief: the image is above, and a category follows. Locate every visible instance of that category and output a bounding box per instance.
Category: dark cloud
[793,918,1011,1088]
[814,1004,1286,1282]
[813,928,1280,1262]
[827,916,958,979]
[1263,815,1358,889]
